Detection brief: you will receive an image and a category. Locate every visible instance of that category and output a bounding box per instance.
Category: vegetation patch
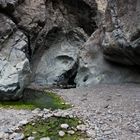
[21,117,88,140]
[0,89,71,110]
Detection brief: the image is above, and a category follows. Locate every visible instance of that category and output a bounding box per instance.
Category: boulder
[75,29,140,86]
[0,14,30,100]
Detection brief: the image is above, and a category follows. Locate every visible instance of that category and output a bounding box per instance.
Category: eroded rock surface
[34,28,87,86]
[0,0,140,95]
[76,29,140,86]
[31,0,97,86]
[0,14,30,100]
[102,0,140,65]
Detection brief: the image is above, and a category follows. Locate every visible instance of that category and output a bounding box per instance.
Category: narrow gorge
[1,0,140,100]
[0,0,140,140]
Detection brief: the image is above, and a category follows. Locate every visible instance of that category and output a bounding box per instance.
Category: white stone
[32,108,41,114]
[0,132,9,139]
[28,136,35,140]
[10,133,24,140]
[19,119,28,126]
[40,137,51,140]
[86,129,96,138]
[76,124,86,131]
[67,130,75,135]
[58,131,65,137]
[60,124,69,129]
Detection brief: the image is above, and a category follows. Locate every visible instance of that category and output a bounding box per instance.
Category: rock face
[0,0,140,98]
[0,14,30,100]
[76,29,140,86]
[31,0,97,86]
[102,0,140,65]
[76,0,140,86]
[34,28,87,86]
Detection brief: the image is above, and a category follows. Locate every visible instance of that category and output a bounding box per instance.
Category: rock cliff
[0,0,140,100]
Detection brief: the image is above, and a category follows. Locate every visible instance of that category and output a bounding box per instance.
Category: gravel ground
[0,84,140,140]
[57,84,140,140]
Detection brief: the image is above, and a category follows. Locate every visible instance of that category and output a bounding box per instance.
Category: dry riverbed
[0,84,140,140]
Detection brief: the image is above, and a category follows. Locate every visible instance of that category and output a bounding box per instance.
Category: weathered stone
[76,29,140,86]
[40,137,50,140]
[9,133,24,140]
[67,130,75,135]
[61,124,69,129]
[28,137,35,140]
[101,0,140,66]
[76,124,86,131]
[58,131,65,137]
[18,119,28,126]
[34,28,87,86]
[0,14,31,100]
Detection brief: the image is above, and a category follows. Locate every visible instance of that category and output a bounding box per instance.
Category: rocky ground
[0,84,140,140]
[57,84,140,140]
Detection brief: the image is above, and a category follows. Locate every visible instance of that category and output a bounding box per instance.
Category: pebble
[37,113,43,117]
[40,137,51,140]
[61,124,69,129]
[77,124,86,131]
[28,136,35,140]
[2,127,13,133]
[59,131,65,137]
[32,108,41,114]
[43,108,50,113]
[32,131,37,134]
[18,119,28,126]
[9,133,24,140]
[86,129,96,138]
[67,130,75,135]
[0,132,9,139]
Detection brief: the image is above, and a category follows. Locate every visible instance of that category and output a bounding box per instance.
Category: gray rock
[18,119,28,126]
[86,129,96,138]
[29,0,98,87]
[76,124,86,131]
[101,0,140,65]
[34,28,87,86]
[76,30,140,86]
[9,133,24,140]
[0,131,9,139]
[0,14,31,100]
[32,108,41,114]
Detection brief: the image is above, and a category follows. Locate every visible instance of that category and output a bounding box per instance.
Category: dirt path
[57,84,140,140]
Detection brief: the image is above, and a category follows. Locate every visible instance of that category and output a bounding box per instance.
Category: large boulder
[0,14,30,100]
[75,29,140,86]
[101,0,140,65]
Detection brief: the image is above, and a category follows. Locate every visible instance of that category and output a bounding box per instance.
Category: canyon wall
[0,0,140,100]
